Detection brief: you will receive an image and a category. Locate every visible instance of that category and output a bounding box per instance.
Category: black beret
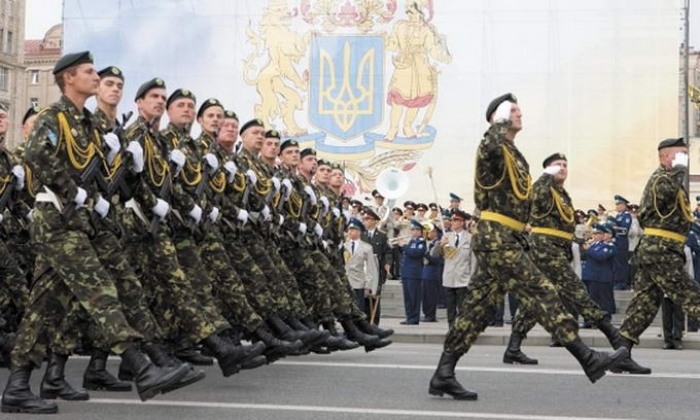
[279,139,299,154]
[416,203,428,211]
[371,189,383,198]
[265,129,280,139]
[166,88,196,109]
[485,93,517,122]
[330,163,343,171]
[224,110,238,120]
[300,148,317,159]
[53,51,93,75]
[363,208,380,220]
[657,137,686,150]
[197,98,223,119]
[97,66,123,81]
[22,106,41,124]
[240,118,264,135]
[542,152,566,168]
[317,159,331,167]
[135,78,165,101]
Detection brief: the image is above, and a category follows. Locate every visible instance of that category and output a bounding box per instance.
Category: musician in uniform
[428,93,627,401]
[612,195,632,290]
[344,218,378,313]
[398,219,426,325]
[448,193,462,212]
[428,203,440,222]
[415,203,428,222]
[422,222,444,322]
[361,208,393,325]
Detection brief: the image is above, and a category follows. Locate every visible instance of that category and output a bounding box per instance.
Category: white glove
[25,209,33,223]
[261,205,271,221]
[73,187,87,209]
[278,214,284,226]
[151,198,170,220]
[322,240,329,251]
[320,196,329,211]
[493,100,513,122]
[104,133,121,165]
[223,161,238,182]
[332,208,341,218]
[672,152,689,168]
[209,206,220,223]
[188,204,203,224]
[271,177,281,193]
[0,213,4,224]
[246,169,257,185]
[281,178,292,198]
[544,165,562,176]
[203,153,218,174]
[298,222,307,235]
[94,194,110,218]
[303,185,317,205]
[126,141,144,173]
[11,165,25,190]
[314,223,323,238]
[169,149,186,170]
[342,209,351,220]
[237,208,249,226]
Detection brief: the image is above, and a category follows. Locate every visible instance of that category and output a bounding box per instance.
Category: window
[4,31,12,54]
[0,67,9,91]
[30,98,38,108]
[30,70,39,84]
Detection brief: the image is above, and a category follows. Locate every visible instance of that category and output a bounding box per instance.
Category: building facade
[0,0,26,149]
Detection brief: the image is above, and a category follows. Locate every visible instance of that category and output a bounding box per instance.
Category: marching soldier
[429,93,627,401]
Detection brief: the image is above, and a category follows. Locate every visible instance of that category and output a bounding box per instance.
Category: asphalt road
[1,343,699,420]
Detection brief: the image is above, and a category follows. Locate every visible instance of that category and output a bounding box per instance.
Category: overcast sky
[23,0,700,46]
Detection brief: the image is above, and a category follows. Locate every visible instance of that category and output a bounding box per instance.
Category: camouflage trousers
[198,227,265,333]
[620,236,700,343]
[241,227,292,317]
[0,238,29,313]
[444,246,579,356]
[12,204,142,367]
[279,240,334,324]
[512,235,607,336]
[221,225,279,320]
[171,226,231,343]
[122,210,221,344]
[309,248,361,320]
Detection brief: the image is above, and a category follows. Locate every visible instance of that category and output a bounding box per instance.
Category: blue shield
[309,36,384,141]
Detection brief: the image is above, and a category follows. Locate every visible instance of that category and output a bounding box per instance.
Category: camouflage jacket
[237,147,272,217]
[529,173,575,247]
[638,165,691,247]
[473,120,532,251]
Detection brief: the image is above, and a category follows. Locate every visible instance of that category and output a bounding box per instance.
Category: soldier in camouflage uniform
[503,153,630,369]
[617,138,700,373]
[1,52,192,414]
[428,93,628,401]
[119,79,269,379]
[197,111,302,360]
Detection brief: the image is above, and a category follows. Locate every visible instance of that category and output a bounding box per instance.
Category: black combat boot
[322,320,360,351]
[82,349,132,392]
[565,338,629,383]
[339,317,380,346]
[142,343,206,395]
[175,338,214,366]
[1,365,58,414]
[356,318,394,339]
[120,345,190,401]
[610,335,652,375]
[221,330,268,370]
[595,319,620,347]
[40,353,90,401]
[202,333,266,377]
[364,338,392,353]
[287,316,330,348]
[428,351,478,400]
[268,315,319,345]
[503,332,538,365]
[254,326,303,363]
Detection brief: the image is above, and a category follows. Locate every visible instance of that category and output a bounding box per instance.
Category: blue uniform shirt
[401,236,426,280]
[583,241,616,283]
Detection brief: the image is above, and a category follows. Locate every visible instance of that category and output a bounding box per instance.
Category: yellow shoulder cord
[530,188,555,220]
[209,171,226,194]
[552,188,574,224]
[232,172,246,193]
[56,112,95,170]
[180,155,202,186]
[474,151,507,190]
[285,191,302,218]
[0,173,10,194]
[677,189,694,222]
[501,145,532,201]
[24,164,36,197]
[143,132,169,187]
[652,176,677,220]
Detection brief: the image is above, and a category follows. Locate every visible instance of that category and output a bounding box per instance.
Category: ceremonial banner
[63,0,680,209]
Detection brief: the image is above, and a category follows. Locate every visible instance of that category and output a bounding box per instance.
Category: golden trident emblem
[319,41,375,133]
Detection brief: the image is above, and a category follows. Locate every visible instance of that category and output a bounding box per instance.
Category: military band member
[422,222,444,322]
[398,219,426,325]
[428,202,440,222]
[582,223,617,330]
[361,208,393,325]
[344,218,378,313]
[448,192,462,212]
[415,203,428,221]
[616,138,700,374]
[612,195,632,290]
[429,93,627,401]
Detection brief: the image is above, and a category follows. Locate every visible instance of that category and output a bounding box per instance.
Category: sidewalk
[378,317,700,350]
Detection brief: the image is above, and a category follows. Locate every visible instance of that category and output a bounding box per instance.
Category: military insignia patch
[47,129,58,147]
[111,67,120,75]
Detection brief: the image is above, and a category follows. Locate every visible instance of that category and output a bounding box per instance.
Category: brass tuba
[376,168,410,228]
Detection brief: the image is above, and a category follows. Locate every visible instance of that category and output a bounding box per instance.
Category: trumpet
[388,235,412,245]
